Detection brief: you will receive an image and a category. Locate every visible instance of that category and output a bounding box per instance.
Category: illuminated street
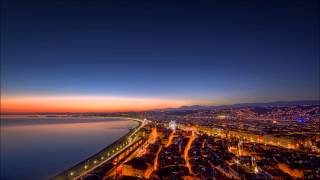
[1,0,319,180]
[71,105,320,179]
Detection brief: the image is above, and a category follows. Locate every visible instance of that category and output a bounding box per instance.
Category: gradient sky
[1,0,319,112]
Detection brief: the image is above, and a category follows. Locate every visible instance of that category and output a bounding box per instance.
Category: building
[122,157,153,178]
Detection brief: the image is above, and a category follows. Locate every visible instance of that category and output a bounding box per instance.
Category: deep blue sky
[1,0,319,104]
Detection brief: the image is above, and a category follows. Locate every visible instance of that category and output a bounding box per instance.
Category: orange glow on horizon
[1,96,189,113]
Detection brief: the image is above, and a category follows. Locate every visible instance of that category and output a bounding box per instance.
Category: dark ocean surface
[0,115,138,180]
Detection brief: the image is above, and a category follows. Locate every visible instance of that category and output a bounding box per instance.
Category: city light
[3,0,318,180]
[51,105,319,180]
[169,120,176,130]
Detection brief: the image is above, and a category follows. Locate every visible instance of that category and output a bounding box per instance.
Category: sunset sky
[1,0,319,113]
[1,96,189,113]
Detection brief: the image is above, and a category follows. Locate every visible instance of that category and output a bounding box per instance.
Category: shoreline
[51,117,144,180]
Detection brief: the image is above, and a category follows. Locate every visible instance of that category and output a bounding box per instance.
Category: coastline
[51,117,144,180]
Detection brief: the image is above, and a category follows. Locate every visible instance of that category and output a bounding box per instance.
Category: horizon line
[1,99,318,114]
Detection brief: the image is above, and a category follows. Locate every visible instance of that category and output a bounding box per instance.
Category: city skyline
[1,0,320,179]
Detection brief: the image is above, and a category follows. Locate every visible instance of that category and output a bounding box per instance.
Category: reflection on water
[0,116,138,180]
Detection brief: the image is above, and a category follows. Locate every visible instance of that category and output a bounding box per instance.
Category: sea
[0,115,138,180]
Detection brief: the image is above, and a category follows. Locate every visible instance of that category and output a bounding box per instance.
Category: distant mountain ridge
[158,100,320,111]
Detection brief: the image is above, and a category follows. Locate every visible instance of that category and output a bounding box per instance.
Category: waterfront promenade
[52,118,145,180]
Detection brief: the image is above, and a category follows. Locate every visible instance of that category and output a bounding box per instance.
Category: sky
[1,0,319,112]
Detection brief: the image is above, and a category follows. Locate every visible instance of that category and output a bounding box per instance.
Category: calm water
[0,115,138,180]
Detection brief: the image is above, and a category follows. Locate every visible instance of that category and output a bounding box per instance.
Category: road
[51,118,145,180]
[72,118,145,180]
